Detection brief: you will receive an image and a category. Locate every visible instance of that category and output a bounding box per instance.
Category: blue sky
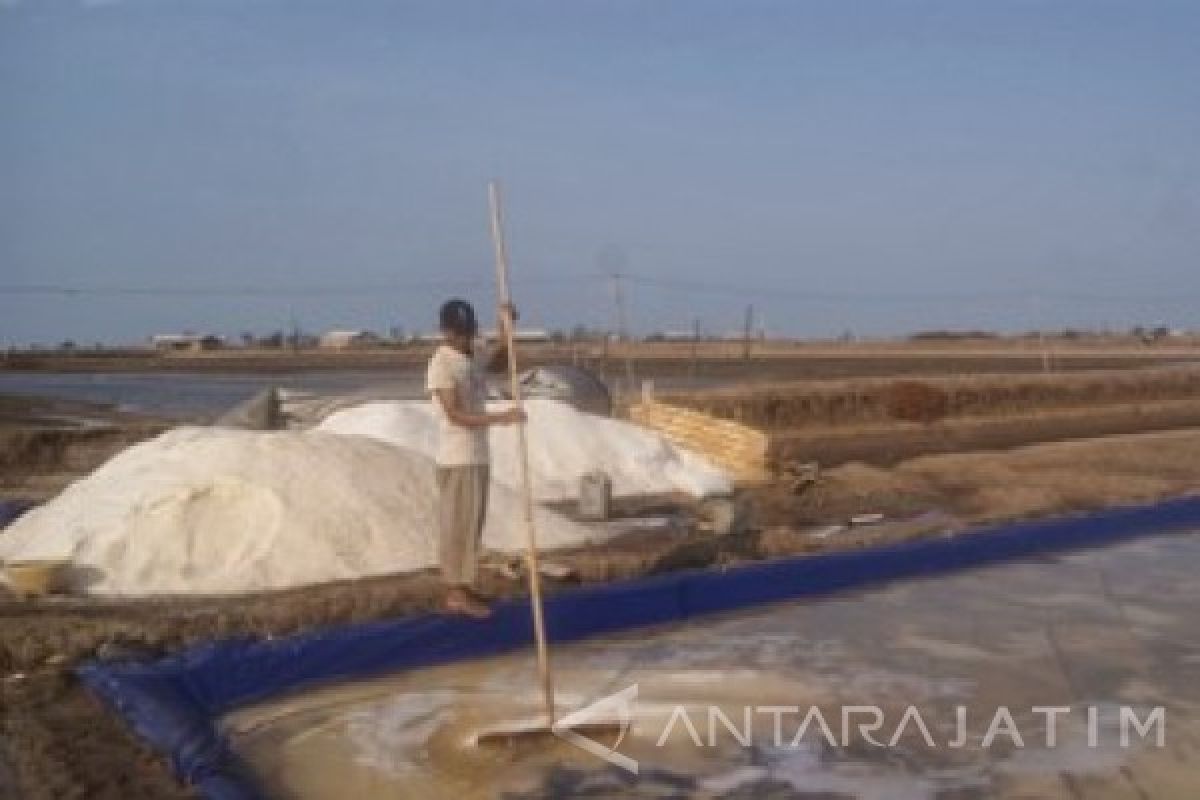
[2,0,1198,344]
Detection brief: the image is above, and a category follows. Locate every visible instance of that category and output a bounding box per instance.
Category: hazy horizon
[3,1,1198,346]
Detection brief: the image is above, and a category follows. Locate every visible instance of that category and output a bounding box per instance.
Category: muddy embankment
[5,341,1197,380]
[655,365,1200,467]
[0,395,169,504]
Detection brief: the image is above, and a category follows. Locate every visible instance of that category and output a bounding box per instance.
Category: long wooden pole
[487,180,556,724]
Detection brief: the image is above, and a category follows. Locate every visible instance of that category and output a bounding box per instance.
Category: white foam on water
[344,691,457,778]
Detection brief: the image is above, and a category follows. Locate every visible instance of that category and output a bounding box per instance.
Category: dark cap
[439,298,478,336]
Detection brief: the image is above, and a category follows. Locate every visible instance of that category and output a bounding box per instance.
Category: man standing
[426,298,524,618]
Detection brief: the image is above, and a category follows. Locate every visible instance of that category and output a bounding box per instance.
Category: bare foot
[444,587,492,619]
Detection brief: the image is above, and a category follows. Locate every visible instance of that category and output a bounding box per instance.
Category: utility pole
[690,317,700,385]
[289,311,300,354]
[609,272,635,393]
[1032,293,1051,373]
[610,272,629,341]
[742,303,754,362]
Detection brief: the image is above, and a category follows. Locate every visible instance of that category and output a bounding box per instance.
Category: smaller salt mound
[317,397,731,501]
[0,427,599,596]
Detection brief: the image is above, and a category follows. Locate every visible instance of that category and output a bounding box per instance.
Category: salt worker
[426,298,525,618]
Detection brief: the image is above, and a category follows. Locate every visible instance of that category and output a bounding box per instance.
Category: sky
[2,0,1198,345]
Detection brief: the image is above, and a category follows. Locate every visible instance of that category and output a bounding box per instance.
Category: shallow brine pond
[224,533,1200,799]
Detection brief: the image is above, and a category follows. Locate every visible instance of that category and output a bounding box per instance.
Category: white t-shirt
[425,343,490,466]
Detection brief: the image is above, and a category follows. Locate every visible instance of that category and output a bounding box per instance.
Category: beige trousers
[436,465,489,587]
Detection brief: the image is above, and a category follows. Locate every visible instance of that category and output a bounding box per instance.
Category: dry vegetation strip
[657,366,1200,430]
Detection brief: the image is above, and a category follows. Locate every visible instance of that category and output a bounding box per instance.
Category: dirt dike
[657,365,1200,429]
[0,409,168,505]
[769,397,1200,467]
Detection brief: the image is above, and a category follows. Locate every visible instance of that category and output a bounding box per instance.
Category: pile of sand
[0,427,602,596]
[317,397,731,501]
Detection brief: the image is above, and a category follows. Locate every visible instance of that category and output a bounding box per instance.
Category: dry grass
[883,380,950,423]
[751,427,1200,533]
[892,431,1200,522]
[659,366,1200,430]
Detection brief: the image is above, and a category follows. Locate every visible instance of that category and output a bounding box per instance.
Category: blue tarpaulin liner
[78,497,1200,799]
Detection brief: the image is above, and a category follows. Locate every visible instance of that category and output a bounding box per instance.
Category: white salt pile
[0,398,730,596]
[317,397,731,501]
[0,427,600,596]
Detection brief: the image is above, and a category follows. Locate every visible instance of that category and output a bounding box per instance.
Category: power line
[0,276,580,298]
[0,274,1192,307]
[619,275,1198,306]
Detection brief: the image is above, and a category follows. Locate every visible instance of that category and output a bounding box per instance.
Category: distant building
[319,330,381,349]
[412,332,446,344]
[651,330,701,342]
[482,328,552,343]
[151,333,223,352]
[418,329,552,344]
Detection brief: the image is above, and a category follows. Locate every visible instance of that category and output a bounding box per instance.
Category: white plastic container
[578,470,612,521]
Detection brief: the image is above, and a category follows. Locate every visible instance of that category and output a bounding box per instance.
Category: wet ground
[0,371,426,418]
[225,532,1200,799]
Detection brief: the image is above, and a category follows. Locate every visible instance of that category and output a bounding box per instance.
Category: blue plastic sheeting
[0,500,32,529]
[78,496,1200,800]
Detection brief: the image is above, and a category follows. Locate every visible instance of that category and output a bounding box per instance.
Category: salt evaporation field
[224,533,1200,799]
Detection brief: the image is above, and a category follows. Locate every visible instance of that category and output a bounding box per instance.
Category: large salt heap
[317,397,731,501]
[0,427,599,596]
[0,398,730,597]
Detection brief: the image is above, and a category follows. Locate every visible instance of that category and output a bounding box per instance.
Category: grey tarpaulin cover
[517,365,612,416]
[214,388,285,431]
